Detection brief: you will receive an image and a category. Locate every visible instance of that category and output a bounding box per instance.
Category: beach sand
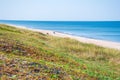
[11,24,120,50]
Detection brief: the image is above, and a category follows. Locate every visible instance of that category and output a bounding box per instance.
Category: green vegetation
[0,24,120,80]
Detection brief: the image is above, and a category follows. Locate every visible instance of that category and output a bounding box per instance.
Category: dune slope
[0,24,120,80]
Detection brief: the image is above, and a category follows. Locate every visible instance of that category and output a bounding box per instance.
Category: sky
[0,0,120,21]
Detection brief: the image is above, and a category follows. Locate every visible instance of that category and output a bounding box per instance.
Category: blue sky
[0,0,120,21]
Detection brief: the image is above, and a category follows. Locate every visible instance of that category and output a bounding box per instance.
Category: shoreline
[3,24,120,50]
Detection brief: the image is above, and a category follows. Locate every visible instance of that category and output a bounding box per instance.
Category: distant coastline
[2,23,120,50]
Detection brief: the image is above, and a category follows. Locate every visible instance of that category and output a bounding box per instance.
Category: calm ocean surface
[0,20,120,42]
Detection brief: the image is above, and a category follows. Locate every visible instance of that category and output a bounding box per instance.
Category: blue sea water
[0,20,120,42]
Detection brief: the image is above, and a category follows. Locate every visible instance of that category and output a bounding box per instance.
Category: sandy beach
[12,25,120,50]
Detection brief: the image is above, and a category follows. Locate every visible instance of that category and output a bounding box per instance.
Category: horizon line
[0,19,120,22]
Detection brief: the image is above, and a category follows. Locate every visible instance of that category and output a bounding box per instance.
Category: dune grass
[0,24,120,80]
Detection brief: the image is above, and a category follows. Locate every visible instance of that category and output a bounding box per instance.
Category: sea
[0,20,120,42]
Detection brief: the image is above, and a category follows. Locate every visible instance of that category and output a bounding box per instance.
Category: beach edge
[3,24,120,50]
